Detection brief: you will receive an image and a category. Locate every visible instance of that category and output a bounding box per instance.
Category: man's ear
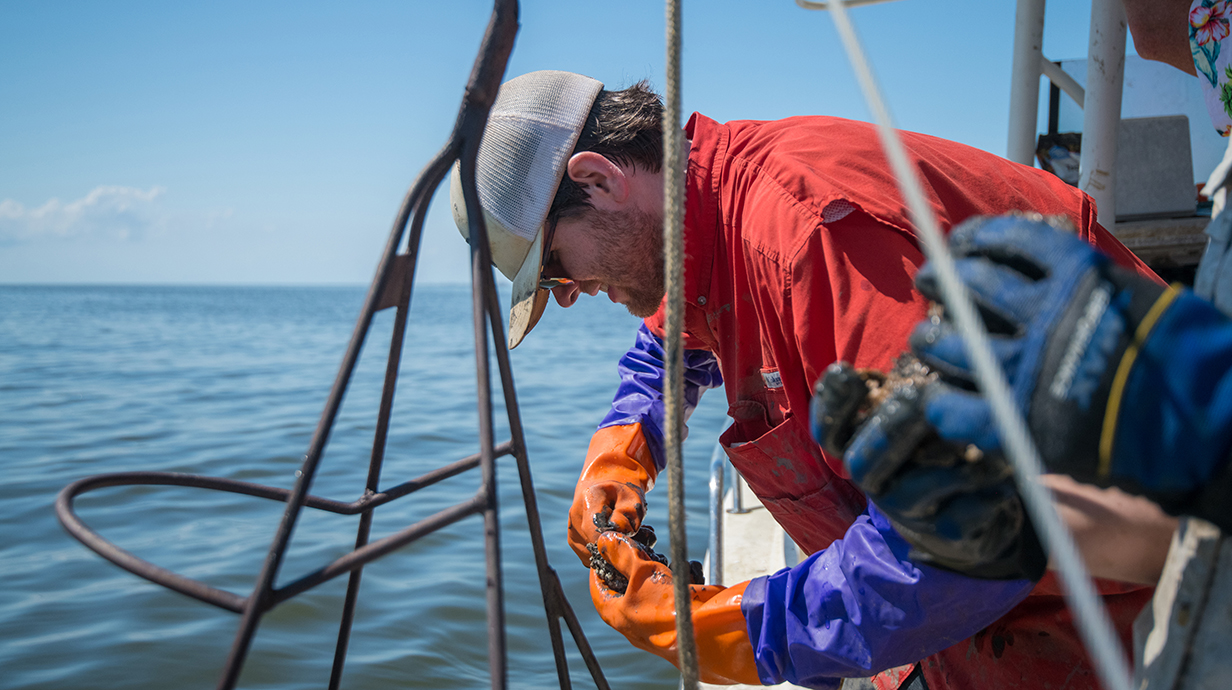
[565,152,629,209]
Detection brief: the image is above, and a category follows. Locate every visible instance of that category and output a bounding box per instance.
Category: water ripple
[0,284,728,690]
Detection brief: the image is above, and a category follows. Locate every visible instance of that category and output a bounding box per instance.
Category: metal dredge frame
[55,3,610,689]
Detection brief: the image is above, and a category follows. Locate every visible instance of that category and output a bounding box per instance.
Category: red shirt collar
[681,112,726,308]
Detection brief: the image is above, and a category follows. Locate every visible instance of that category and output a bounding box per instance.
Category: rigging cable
[662,0,702,688]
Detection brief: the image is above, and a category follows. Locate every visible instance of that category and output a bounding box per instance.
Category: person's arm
[595,322,722,471]
[567,323,721,563]
[588,502,1037,687]
[1044,475,1176,585]
[743,505,1036,687]
[1128,0,1232,134]
[816,215,1232,583]
[908,216,1232,528]
[1123,0,1197,75]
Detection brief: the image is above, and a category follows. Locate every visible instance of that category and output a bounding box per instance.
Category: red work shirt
[645,113,1155,689]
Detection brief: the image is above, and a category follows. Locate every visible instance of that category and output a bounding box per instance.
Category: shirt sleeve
[1190,0,1232,136]
[1116,289,1232,498]
[740,504,1036,687]
[599,323,723,470]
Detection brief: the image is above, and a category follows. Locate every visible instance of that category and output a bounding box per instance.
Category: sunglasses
[538,215,573,289]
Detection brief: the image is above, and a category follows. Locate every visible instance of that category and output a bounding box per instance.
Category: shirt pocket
[720,401,865,554]
[756,367,790,428]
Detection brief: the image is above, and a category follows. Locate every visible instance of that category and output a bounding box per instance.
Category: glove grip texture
[1029,266,1167,482]
[567,424,658,562]
[590,532,760,685]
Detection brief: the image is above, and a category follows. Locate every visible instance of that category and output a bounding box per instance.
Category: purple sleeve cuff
[599,323,722,470]
[741,504,1035,687]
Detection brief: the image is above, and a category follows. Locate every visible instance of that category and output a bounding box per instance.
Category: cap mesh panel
[475,71,603,242]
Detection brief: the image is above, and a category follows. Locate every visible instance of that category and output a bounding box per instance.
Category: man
[451,70,1171,689]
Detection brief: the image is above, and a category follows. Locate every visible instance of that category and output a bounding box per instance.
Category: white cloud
[0,185,167,243]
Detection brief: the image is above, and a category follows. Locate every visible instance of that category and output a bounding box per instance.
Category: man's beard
[588,206,666,318]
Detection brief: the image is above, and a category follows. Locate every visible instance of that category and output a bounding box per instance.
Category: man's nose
[551,282,580,308]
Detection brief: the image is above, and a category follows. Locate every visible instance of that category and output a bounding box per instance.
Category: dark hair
[548,80,664,222]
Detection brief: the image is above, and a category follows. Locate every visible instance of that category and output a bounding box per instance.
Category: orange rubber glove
[589,532,761,686]
[567,424,658,563]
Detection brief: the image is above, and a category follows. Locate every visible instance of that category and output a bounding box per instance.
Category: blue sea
[0,284,730,690]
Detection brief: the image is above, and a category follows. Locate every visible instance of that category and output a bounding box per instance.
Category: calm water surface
[0,284,729,689]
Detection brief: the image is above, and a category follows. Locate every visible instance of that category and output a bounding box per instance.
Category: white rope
[662,0,700,688]
[814,3,1134,690]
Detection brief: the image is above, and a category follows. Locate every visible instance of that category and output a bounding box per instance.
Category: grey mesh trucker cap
[449,70,604,349]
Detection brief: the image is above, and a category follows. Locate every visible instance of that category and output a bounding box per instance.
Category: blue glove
[910,215,1232,530]
[812,359,1045,580]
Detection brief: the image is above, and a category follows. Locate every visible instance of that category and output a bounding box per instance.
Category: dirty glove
[567,424,657,564]
[813,360,1046,580]
[912,214,1232,531]
[589,532,760,685]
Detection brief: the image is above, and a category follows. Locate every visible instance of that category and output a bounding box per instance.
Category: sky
[1,0,1132,286]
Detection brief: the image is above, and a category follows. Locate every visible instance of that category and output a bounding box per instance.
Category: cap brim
[508,231,550,349]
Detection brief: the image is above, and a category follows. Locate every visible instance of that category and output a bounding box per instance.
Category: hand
[588,532,760,685]
[912,216,1177,493]
[812,361,1046,580]
[913,214,1232,530]
[567,424,658,564]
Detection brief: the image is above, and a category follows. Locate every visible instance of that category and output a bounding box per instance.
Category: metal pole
[1007,0,1047,164]
[1079,0,1127,228]
[707,442,725,586]
[727,468,747,515]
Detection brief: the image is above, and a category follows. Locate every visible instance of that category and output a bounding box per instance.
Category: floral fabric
[1192,0,1232,135]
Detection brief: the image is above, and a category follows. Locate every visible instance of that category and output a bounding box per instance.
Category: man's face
[543,205,665,318]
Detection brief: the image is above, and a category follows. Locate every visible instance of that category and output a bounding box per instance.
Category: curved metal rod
[271,493,487,606]
[56,475,251,613]
[54,461,506,613]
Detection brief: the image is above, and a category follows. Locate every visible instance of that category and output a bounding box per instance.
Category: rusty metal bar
[554,571,613,690]
[481,254,610,690]
[457,77,509,690]
[56,476,251,613]
[331,217,428,688]
[56,466,501,614]
[271,495,488,606]
[58,442,504,516]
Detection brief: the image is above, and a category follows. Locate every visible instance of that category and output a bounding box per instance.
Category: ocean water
[0,284,730,690]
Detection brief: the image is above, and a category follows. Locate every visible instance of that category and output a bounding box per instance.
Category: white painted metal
[1078,0,1127,227]
[1056,56,1224,186]
[707,440,725,586]
[1041,58,1085,108]
[1007,0,1047,164]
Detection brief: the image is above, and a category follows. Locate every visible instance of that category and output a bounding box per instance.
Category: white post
[1078,0,1127,228]
[1007,0,1047,165]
